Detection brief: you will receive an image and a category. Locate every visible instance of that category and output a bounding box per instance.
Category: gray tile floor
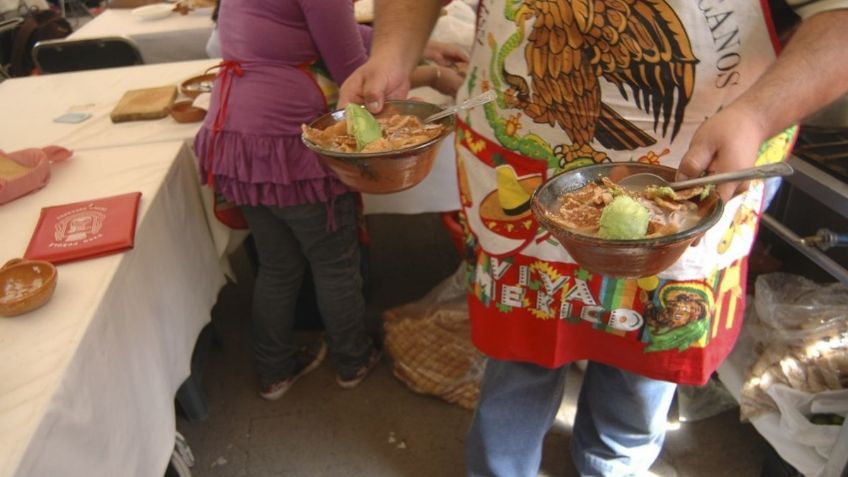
[177,213,771,477]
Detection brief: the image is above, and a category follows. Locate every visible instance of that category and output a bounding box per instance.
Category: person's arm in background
[299,0,370,86]
[339,0,444,112]
[678,7,848,203]
[422,40,469,67]
[409,63,465,97]
[355,24,465,99]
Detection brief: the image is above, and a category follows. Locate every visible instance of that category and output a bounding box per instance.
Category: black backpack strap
[9,10,38,77]
[9,9,72,77]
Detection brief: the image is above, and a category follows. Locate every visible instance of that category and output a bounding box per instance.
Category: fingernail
[367,101,380,112]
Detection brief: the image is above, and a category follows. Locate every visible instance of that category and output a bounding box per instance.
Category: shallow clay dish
[0,258,58,317]
[168,100,206,123]
[301,100,455,194]
[531,163,724,278]
[180,73,216,99]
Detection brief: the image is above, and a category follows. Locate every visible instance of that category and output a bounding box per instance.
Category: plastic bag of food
[0,146,72,205]
[382,265,484,410]
[754,272,848,344]
[741,273,848,420]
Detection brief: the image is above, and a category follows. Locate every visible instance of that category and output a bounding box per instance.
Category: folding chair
[31,35,143,74]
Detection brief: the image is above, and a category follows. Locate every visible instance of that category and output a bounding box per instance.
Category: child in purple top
[193,0,465,399]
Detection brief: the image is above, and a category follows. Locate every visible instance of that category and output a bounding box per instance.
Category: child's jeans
[241,193,372,387]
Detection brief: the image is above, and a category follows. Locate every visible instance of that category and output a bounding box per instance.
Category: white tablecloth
[0,58,464,476]
[0,141,226,477]
[0,59,218,152]
[0,59,461,215]
[0,60,249,265]
[67,7,215,64]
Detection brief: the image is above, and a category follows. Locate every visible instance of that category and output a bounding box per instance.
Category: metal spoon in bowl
[424,90,497,123]
[618,162,794,192]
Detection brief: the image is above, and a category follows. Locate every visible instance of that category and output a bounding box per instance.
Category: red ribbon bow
[206,60,244,185]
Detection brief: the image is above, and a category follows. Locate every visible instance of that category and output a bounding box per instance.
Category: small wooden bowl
[179,73,216,99]
[0,258,58,317]
[168,100,207,123]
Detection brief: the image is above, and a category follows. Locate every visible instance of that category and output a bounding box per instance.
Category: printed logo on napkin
[24,192,142,264]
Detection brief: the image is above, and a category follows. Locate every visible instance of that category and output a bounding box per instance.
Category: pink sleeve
[358,24,373,52]
[299,0,369,84]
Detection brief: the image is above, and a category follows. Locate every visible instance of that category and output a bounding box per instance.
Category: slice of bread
[0,155,31,181]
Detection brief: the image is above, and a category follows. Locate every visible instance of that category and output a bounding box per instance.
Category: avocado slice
[345,103,382,151]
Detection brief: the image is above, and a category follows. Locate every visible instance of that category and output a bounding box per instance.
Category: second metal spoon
[424,90,497,123]
[618,162,795,192]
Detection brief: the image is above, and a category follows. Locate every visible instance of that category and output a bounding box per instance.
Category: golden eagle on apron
[503,0,698,153]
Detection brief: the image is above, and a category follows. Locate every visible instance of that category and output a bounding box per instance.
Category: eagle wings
[504,0,698,150]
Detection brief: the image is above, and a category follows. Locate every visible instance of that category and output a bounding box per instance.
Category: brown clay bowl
[168,100,206,123]
[179,73,216,99]
[0,258,58,317]
[301,100,455,194]
[531,163,724,278]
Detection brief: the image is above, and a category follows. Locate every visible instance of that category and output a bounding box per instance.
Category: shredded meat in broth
[554,178,712,238]
[302,114,446,153]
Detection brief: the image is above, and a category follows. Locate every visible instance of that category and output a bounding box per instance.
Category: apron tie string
[206,60,244,185]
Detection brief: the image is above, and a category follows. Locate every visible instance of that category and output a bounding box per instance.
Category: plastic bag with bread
[0,146,73,205]
[740,273,848,420]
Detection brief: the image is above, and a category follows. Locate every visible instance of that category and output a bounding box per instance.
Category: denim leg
[571,362,677,476]
[284,194,372,377]
[466,358,569,477]
[240,204,307,388]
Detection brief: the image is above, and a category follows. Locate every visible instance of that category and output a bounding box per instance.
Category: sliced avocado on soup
[345,104,382,151]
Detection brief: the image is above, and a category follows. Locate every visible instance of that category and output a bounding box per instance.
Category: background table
[66,7,215,64]
[0,58,466,475]
[0,59,462,214]
[0,59,217,151]
[0,59,247,265]
[0,141,226,477]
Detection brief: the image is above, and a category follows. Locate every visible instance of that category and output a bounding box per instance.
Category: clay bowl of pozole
[301,100,455,194]
[531,163,724,278]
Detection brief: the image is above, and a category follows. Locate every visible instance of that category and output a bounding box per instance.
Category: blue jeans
[466,359,677,476]
[240,194,372,387]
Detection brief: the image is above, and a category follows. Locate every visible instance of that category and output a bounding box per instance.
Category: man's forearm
[730,9,848,138]
[371,0,443,74]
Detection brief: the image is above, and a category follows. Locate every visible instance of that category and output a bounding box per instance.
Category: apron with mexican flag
[454,0,797,384]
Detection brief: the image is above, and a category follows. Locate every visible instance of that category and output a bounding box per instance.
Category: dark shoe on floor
[259,340,327,401]
[337,347,383,389]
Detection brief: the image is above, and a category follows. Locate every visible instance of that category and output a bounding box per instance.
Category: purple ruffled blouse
[193,0,372,208]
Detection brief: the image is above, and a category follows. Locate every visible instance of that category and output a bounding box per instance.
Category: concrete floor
[177,213,772,477]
